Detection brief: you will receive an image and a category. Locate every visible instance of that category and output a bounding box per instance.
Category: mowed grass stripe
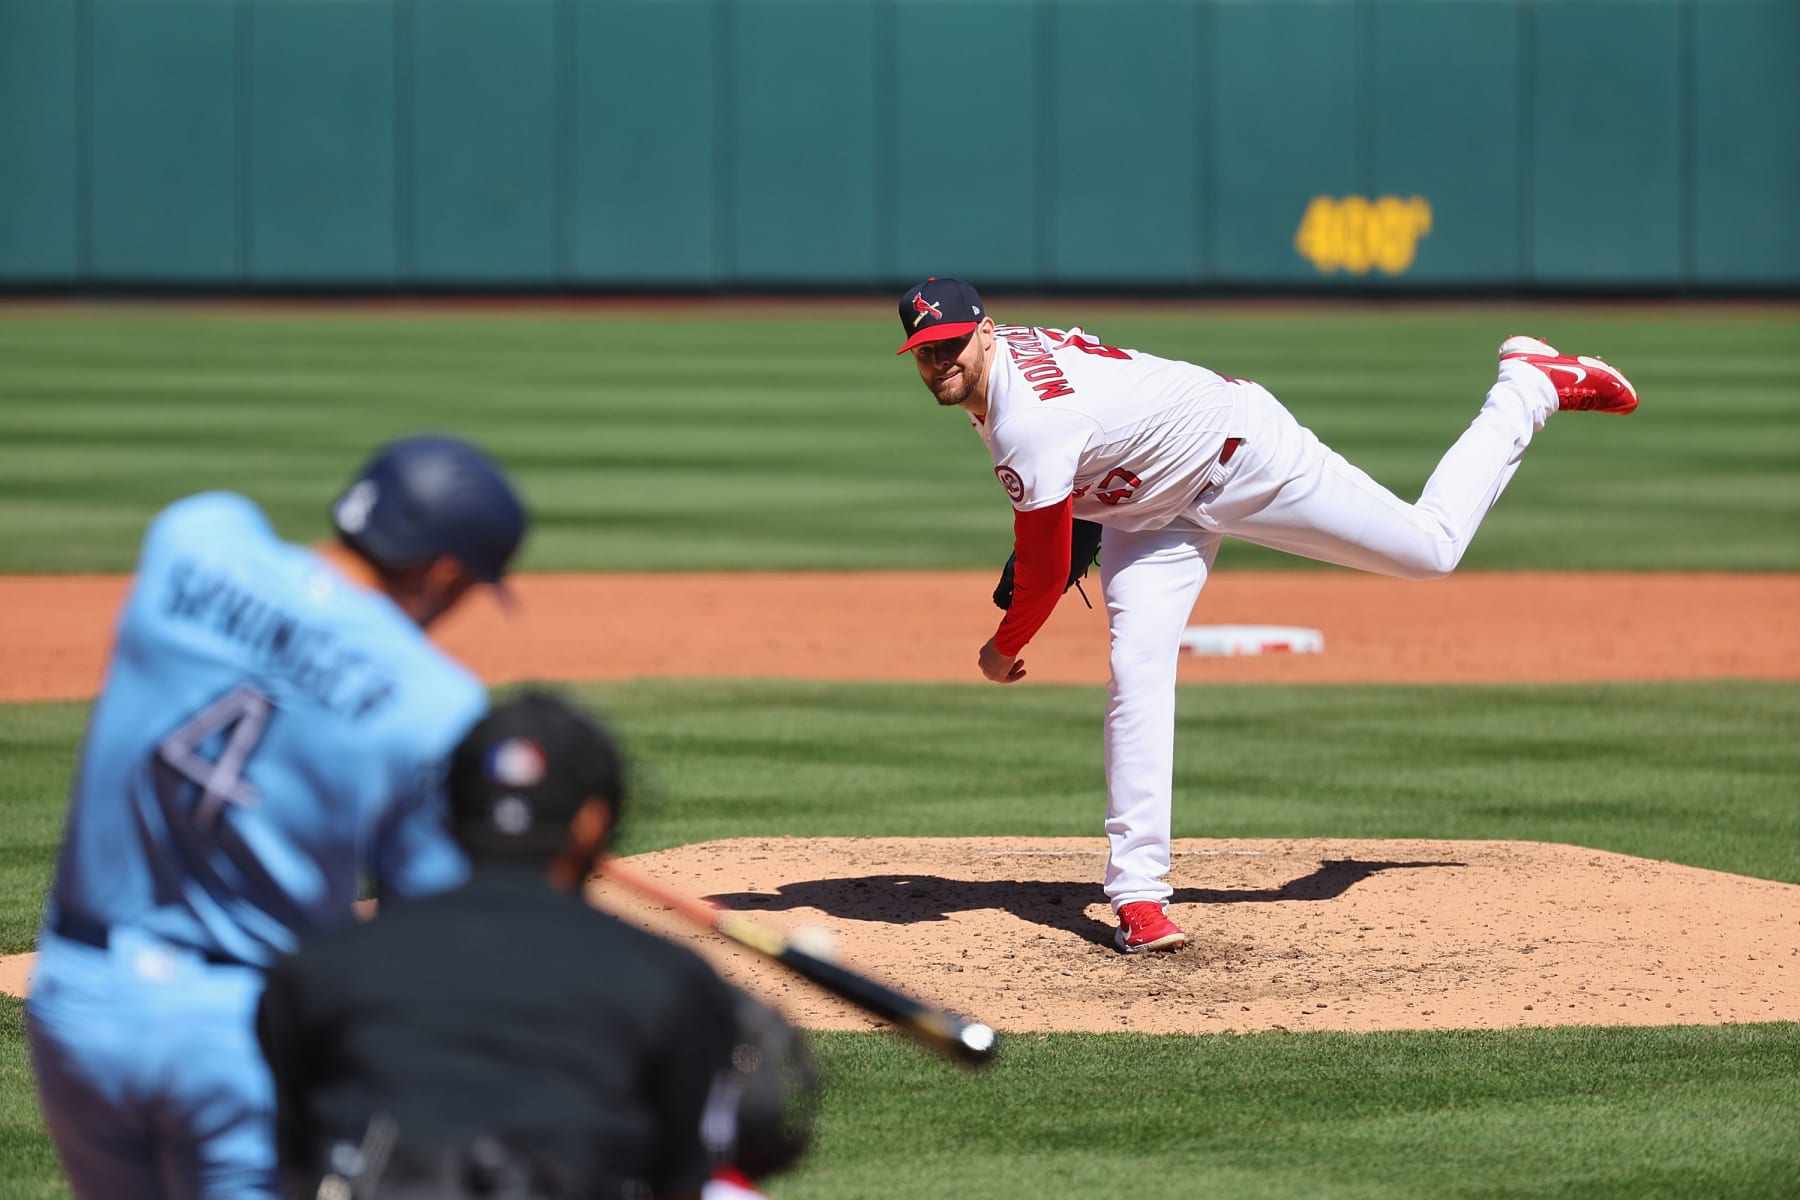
[1,996,1794,1200]
[788,1025,1800,1200]
[0,310,1795,571]
[0,999,69,1200]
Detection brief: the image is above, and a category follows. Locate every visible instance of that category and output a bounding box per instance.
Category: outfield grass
[0,307,1795,573]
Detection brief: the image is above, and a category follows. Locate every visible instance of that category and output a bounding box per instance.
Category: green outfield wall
[1,0,1796,290]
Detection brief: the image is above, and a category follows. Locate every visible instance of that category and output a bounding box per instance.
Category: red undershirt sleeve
[993,497,1073,657]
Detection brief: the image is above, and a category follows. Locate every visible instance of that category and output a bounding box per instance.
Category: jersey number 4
[156,686,273,830]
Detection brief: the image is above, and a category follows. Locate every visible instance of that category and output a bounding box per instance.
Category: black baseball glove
[992,518,1105,610]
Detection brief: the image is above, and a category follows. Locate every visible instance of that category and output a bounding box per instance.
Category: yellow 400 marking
[1294,195,1433,275]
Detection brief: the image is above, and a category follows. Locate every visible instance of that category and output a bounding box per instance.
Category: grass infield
[2,679,1797,1197]
[2,994,1797,1200]
[792,1024,1800,1200]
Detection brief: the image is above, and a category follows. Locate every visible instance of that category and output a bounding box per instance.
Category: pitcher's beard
[932,372,973,407]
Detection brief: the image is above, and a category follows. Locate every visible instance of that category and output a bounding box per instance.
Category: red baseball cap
[896,278,985,354]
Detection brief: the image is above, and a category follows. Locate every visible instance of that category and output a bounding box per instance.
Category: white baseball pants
[1098,364,1557,908]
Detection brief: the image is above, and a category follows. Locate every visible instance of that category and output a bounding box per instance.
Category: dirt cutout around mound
[592,837,1800,1035]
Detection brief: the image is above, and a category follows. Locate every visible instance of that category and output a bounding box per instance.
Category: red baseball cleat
[1114,901,1187,954]
[1498,336,1639,414]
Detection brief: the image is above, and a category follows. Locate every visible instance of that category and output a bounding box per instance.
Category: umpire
[256,691,739,1200]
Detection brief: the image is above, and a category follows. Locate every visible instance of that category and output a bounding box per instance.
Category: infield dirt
[5,569,1799,701]
[3,569,1798,1033]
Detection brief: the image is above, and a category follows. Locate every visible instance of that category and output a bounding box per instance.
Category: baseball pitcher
[26,436,528,1198]
[895,277,1638,954]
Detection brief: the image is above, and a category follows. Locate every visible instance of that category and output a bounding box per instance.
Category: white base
[1179,624,1325,657]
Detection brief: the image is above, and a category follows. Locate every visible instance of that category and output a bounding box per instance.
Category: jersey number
[1042,328,1130,360]
[150,685,306,936]
[156,686,273,830]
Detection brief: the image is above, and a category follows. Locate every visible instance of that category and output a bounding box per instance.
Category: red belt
[1218,436,1243,466]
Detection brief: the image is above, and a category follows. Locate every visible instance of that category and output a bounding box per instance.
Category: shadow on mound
[708,859,1464,949]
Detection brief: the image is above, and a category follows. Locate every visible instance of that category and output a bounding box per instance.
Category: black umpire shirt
[256,865,738,1199]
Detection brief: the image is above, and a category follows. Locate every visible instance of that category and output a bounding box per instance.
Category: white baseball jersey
[974,325,1248,530]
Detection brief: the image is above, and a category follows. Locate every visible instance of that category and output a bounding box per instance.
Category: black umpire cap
[448,691,625,859]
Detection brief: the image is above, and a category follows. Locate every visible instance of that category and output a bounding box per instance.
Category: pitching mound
[592,837,1800,1035]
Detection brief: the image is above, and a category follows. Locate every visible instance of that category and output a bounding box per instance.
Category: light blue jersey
[29,492,487,1199]
[48,491,481,959]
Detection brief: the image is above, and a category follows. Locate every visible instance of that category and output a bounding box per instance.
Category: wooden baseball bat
[599,856,998,1068]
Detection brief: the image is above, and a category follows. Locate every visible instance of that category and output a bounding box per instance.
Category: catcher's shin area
[600,857,998,1068]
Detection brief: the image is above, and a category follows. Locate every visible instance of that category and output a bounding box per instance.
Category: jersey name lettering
[164,560,398,720]
[995,326,1076,400]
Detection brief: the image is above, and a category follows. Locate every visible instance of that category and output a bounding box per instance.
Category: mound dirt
[590,837,1800,1035]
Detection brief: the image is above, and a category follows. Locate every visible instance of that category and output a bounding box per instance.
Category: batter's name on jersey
[995,466,1025,503]
[995,325,1075,401]
[163,560,399,720]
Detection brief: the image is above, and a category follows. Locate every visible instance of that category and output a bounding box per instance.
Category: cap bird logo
[911,293,943,328]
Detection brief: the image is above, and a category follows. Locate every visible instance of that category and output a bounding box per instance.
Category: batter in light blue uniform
[27,435,528,1200]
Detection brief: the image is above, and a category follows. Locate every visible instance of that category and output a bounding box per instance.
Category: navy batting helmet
[331,435,526,584]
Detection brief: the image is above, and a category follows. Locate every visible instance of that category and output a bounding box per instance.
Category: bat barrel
[601,858,1000,1068]
[775,947,999,1067]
